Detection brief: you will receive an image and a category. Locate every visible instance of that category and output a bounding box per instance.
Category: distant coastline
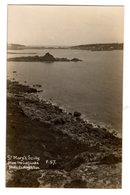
[8,43,123,51]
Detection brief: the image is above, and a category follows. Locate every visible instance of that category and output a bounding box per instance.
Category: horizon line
[8,42,124,47]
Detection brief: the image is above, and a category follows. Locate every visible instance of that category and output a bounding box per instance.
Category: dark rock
[13,71,17,73]
[7,80,38,93]
[51,118,61,125]
[52,118,61,125]
[6,170,40,187]
[41,52,56,61]
[78,128,85,134]
[45,115,52,121]
[33,84,42,88]
[25,87,37,93]
[86,123,93,129]
[55,57,70,62]
[57,108,63,113]
[43,121,52,127]
[99,154,122,165]
[65,156,85,171]
[64,180,86,188]
[51,117,66,125]
[61,117,66,124]
[74,111,81,117]
[76,117,82,121]
[71,58,82,62]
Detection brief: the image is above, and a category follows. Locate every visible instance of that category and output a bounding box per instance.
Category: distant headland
[8,43,123,51]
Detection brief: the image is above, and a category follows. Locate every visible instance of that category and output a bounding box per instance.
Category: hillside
[8,43,123,51]
[70,43,123,51]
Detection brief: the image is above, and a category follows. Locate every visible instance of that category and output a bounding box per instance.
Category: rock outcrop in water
[7,52,82,62]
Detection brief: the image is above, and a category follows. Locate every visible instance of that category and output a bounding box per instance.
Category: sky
[7,5,124,46]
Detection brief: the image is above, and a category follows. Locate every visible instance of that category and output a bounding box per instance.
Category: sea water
[7,49,123,133]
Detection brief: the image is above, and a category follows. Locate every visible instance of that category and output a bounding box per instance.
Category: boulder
[51,117,66,125]
[73,111,81,117]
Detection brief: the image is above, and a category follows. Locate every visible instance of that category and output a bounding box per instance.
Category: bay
[7,49,123,133]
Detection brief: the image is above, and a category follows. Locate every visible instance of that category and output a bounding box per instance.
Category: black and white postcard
[6,5,124,188]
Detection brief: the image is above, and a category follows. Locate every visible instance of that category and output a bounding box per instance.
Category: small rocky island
[8,52,82,62]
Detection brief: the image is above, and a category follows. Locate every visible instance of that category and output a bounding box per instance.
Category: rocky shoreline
[6,80,122,188]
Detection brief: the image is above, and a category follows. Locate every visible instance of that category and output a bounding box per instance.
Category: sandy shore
[6,80,122,188]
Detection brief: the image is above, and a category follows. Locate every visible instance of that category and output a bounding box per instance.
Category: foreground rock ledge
[6,80,122,188]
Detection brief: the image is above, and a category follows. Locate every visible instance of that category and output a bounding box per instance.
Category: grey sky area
[8,5,124,46]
